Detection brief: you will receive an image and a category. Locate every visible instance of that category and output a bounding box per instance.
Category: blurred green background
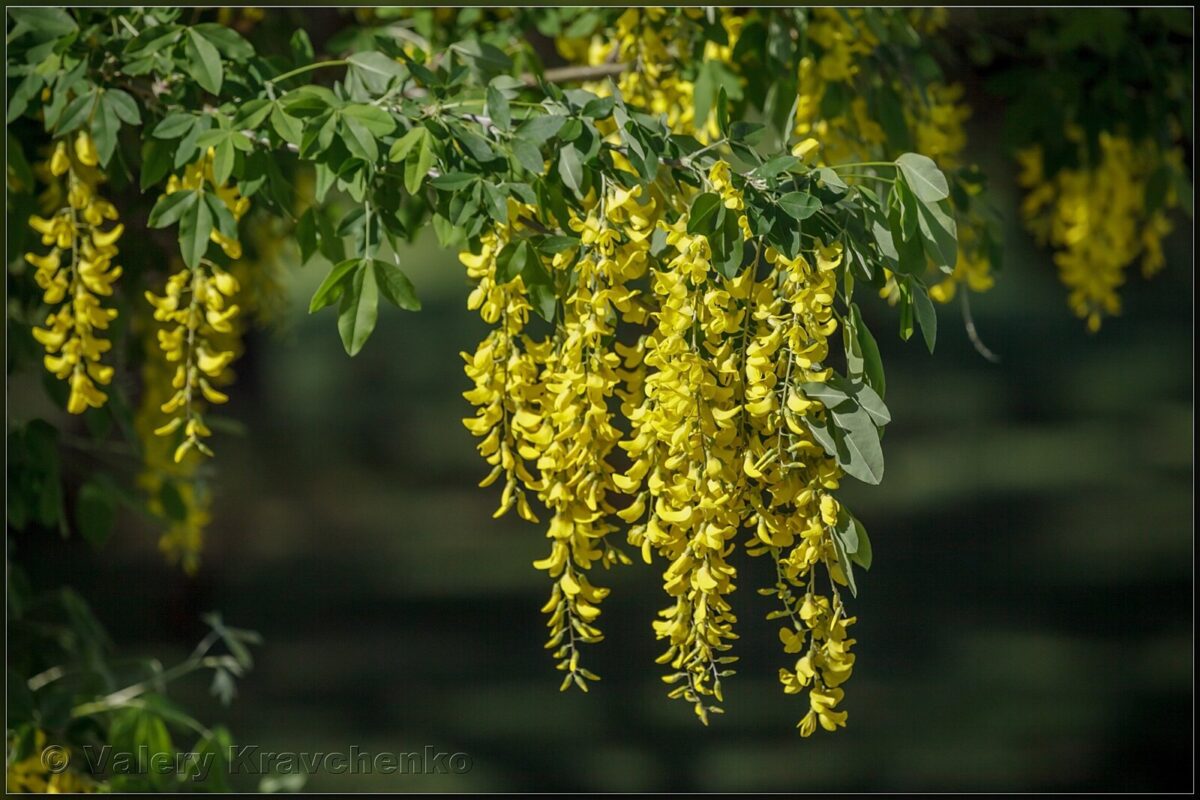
[15,98,1192,791]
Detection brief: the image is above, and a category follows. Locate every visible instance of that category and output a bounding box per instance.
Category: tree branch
[528,62,629,87]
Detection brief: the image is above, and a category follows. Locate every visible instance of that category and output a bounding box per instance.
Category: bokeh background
[13,56,1193,795]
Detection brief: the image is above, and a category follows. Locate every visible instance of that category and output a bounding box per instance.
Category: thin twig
[960,289,1000,363]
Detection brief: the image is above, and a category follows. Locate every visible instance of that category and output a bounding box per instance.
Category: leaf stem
[266,59,349,86]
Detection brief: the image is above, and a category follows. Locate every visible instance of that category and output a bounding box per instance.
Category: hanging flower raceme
[453,140,877,732]
[1017,131,1181,331]
[144,150,249,463]
[135,183,284,573]
[742,243,858,736]
[460,203,547,525]
[533,182,658,690]
[26,132,123,414]
[617,163,752,724]
[556,7,743,142]
[133,328,213,574]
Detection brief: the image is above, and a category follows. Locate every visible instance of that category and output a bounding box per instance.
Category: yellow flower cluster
[460,207,544,526]
[557,8,742,141]
[742,242,858,735]
[26,132,123,414]
[6,730,95,793]
[558,9,989,304]
[619,178,748,724]
[134,191,284,573]
[144,151,248,463]
[461,160,861,731]
[793,9,990,304]
[1017,132,1181,331]
[134,326,215,574]
[461,189,655,690]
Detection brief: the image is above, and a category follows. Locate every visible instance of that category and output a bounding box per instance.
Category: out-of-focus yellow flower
[1017,134,1181,331]
[5,730,97,793]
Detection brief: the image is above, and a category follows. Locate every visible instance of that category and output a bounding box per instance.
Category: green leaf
[915,198,958,273]
[558,145,584,198]
[829,515,858,598]
[841,377,890,426]
[211,139,235,185]
[716,85,730,137]
[8,7,77,39]
[537,235,579,254]
[898,286,915,342]
[496,240,536,283]
[751,154,801,178]
[486,84,511,131]
[844,310,865,379]
[7,72,43,124]
[777,191,821,220]
[346,51,405,94]
[76,480,116,548]
[104,89,141,125]
[191,23,254,60]
[309,258,360,313]
[832,508,859,555]
[184,28,223,95]
[910,280,937,353]
[153,112,195,140]
[800,381,852,411]
[140,137,174,191]
[454,126,498,163]
[803,376,890,427]
[896,152,949,202]
[709,205,745,279]
[581,96,615,119]
[481,182,508,224]
[341,115,378,162]
[177,194,213,268]
[147,189,198,229]
[123,24,181,59]
[270,105,303,144]
[686,192,723,235]
[850,515,872,570]
[518,114,566,141]
[296,208,318,265]
[430,172,476,191]
[829,406,885,485]
[815,167,848,192]
[204,192,237,239]
[403,129,434,195]
[55,91,95,135]
[340,103,395,137]
[451,39,512,75]
[289,29,314,66]
[527,282,557,323]
[870,216,898,264]
[510,137,544,174]
[850,304,886,397]
[372,260,421,311]
[388,126,426,163]
[337,262,379,356]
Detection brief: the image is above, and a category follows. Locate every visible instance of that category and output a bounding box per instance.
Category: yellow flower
[1018,133,1180,330]
[27,133,122,415]
[143,152,250,463]
[6,730,96,793]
